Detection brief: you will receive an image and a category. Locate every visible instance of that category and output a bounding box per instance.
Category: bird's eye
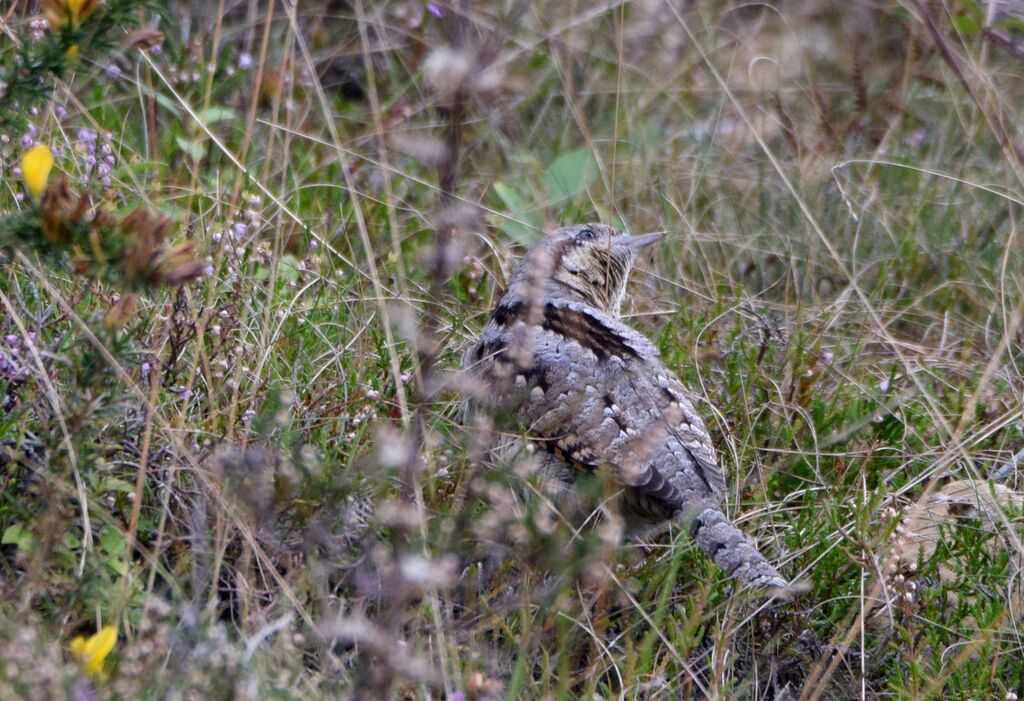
[576,228,596,243]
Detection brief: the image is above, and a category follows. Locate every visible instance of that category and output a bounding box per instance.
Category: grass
[1,0,1023,698]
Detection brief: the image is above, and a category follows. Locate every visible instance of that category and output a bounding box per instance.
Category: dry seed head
[398,554,457,589]
[423,46,474,99]
[391,133,448,166]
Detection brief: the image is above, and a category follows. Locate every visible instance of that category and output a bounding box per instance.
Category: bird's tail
[689,507,787,589]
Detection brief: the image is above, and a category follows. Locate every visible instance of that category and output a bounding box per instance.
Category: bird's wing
[513,300,727,510]
[652,372,728,495]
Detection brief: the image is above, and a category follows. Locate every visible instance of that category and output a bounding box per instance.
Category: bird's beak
[613,231,666,251]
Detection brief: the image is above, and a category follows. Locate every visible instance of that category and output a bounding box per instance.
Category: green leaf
[196,106,236,125]
[96,476,135,494]
[542,148,597,204]
[277,254,301,286]
[2,524,35,553]
[494,181,526,212]
[107,558,129,576]
[99,524,126,558]
[153,92,180,116]
[492,181,542,245]
[175,134,207,161]
[951,13,981,36]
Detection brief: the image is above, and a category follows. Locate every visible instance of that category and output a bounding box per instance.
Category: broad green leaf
[494,181,526,212]
[99,524,126,558]
[492,181,542,245]
[175,135,207,161]
[951,13,981,35]
[153,92,179,116]
[96,476,135,494]
[277,254,301,286]
[197,106,236,125]
[542,148,597,204]
[2,524,35,553]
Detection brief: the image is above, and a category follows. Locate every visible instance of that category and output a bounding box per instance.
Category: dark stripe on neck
[491,298,640,361]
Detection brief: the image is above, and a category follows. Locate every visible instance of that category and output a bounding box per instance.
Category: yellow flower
[20,145,54,198]
[41,0,98,29]
[70,625,117,678]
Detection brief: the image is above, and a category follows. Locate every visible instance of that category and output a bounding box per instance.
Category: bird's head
[513,223,664,315]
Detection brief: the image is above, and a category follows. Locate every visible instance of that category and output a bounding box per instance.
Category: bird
[463,223,786,589]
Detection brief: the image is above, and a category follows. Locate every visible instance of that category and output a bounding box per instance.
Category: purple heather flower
[427,2,443,18]
[4,335,18,347]
[104,64,122,80]
[78,129,97,142]
[28,19,47,42]
[20,134,34,148]
[238,52,253,70]
[231,222,248,240]
[54,104,67,119]
[141,362,152,376]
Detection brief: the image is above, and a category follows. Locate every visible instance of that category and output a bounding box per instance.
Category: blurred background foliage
[1,0,1023,698]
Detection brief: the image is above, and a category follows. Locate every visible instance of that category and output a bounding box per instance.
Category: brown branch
[351,1,475,697]
[983,26,1024,61]
[914,0,1024,164]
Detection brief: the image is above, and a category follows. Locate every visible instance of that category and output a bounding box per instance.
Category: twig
[982,26,1024,61]
[126,311,166,555]
[991,447,1024,483]
[243,611,295,662]
[349,1,472,697]
[913,0,1024,165]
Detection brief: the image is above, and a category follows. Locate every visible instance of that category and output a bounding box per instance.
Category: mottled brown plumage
[465,223,786,589]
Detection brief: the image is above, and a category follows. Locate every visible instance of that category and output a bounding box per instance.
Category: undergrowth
[1,1,1023,699]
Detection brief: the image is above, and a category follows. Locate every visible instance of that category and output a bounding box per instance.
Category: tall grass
[1,1,1023,698]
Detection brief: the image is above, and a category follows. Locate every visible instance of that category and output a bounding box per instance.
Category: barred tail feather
[689,507,787,589]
